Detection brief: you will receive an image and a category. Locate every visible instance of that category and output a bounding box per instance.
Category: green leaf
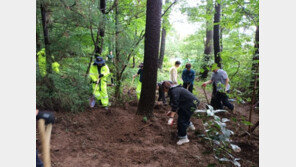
[242,120,253,126]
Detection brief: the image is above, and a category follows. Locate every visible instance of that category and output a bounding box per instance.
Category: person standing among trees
[106,51,114,63]
[89,56,110,110]
[37,48,60,77]
[169,61,181,84]
[182,63,195,93]
[162,81,200,145]
[133,63,144,100]
[202,63,235,113]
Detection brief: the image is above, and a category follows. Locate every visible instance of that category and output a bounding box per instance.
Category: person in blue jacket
[182,63,195,93]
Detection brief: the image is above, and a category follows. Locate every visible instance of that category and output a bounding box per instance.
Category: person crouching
[162,81,200,145]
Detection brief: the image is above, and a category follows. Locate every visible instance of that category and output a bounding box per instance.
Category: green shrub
[37,58,91,112]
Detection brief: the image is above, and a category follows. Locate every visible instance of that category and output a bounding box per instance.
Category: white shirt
[170,66,178,84]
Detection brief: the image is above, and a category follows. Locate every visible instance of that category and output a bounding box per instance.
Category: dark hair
[138,62,144,68]
[175,61,181,65]
[185,63,191,69]
[162,81,172,90]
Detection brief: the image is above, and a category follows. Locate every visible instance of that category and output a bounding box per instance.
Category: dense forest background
[36,0,259,113]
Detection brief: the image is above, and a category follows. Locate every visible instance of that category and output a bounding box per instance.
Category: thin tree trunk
[94,0,106,56]
[249,26,259,100]
[132,56,135,68]
[213,0,222,68]
[200,0,213,79]
[114,0,121,100]
[40,2,55,108]
[248,26,259,133]
[158,27,166,69]
[137,0,162,117]
[41,3,53,73]
[36,31,41,52]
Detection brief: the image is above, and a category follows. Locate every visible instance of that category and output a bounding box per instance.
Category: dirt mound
[38,101,258,167]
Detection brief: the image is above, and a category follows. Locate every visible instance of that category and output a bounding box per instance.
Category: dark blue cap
[95,56,105,65]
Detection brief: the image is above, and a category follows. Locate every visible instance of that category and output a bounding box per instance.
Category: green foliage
[195,105,241,167]
[37,58,91,112]
[36,0,259,112]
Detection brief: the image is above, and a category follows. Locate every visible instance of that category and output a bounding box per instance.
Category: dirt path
[37,88,259,167]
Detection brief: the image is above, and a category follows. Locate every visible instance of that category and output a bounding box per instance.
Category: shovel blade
[89,96,96,108]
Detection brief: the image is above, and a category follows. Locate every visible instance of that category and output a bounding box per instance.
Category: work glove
[167,117,174,126]
[36,111,55,125]
[99,74,104,78]
[202,83,207,87]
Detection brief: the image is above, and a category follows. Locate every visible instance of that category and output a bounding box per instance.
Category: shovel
[202,86,210,104]
[186,83,191,90]
[38,119,53,167]
[89,78,100,108]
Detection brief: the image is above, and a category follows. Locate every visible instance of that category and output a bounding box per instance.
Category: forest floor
[37,88,259,167]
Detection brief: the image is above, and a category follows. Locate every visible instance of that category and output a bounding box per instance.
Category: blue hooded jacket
[182,69,195,84]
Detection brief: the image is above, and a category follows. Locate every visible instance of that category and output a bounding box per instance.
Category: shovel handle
[38,119,52,167]
[202,87,210,104]
[187,83,191,89]
[92,78,101,94]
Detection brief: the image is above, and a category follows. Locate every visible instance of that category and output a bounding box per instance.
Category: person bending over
[162,81,200,145]
[157,81,173,105]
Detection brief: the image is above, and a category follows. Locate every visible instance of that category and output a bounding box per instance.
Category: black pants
[211,91,234,111]
[177,104,196,137]
[183,82,193,93]
[158,84,166,104]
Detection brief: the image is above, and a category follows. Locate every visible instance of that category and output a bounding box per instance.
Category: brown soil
[37,88,259,167]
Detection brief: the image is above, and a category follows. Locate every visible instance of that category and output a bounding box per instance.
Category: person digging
[89,56,110,110]
[202,63,235,113]
[133,63,144,100]
[156,81,173,105]
[162,81,200,145]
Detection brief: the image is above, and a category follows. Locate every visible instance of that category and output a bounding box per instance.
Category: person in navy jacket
[182,63,195,93]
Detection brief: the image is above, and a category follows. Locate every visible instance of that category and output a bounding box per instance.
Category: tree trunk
[200,0,213,79]
[200,28,213,79]
[40,2,55,107]
[248,26,259,132]
[132,55,135,68]
[94,0,106,56]
[36,31,41,52]
[40,3,53,75]
[158,27,166,69]
[249,26,259,100]
[137,0,162,117]
[114,0,121,99]
[213,0,222,68]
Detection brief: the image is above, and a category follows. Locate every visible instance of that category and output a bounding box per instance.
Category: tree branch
[161,0,177,17]
[105,0,119,14]
[234,1,258,26]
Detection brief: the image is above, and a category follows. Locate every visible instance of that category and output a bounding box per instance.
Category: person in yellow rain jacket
[133,63,143,100]
[37,48,60,77]
[89,56,110,110]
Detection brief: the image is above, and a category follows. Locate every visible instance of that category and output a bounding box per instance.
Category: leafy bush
[195,105,241,167]
[37,58,91,112]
